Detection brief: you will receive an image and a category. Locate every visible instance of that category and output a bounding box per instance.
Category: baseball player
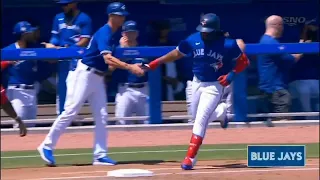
[114,20,149,125]
[37,2,145,166]
[145,13,249,170]
[186,36,245,124]
[1,61,27,137]
[42,0,92,114]
[3,21,40,128]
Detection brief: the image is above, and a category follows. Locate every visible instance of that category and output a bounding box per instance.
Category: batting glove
[218,72,235,87]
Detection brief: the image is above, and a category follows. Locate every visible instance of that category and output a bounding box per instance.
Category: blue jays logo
[210,60,223,72]
[201,21,206,26]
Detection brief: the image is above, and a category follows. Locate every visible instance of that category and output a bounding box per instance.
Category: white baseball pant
[190,76,228,138]
[41,60,108,159]
[6,85,37,127]
[222,83,233,115]
[115,83,149,125]
[185,80,193,123]
[56,70,76,115]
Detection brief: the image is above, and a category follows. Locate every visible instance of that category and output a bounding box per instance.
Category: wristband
[226,71,235,82]
[148,59,160,70]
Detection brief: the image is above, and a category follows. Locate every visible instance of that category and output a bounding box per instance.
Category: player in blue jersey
[38,2,145,166]
[43,0,92,114]
[114,20,149,125]
[3,21,40,128]
[145,13,250,170]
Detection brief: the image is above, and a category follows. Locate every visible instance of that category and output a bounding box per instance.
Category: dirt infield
[1,125,319,180]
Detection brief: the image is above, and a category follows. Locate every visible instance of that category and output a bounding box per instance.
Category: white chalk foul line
[60,166,214,175]
[60,164,320,175]
[1,148,246,159]
[26,175,106,180]
[156,167,319,176]
[24,167,319,180]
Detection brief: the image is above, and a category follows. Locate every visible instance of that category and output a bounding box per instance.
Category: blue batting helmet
[107,2,129,16]
[13,21,37,35]
[122,21,138,32]
[196,13,220,33]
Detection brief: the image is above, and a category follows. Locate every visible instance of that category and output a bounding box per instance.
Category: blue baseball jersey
[50,12,92,71]
[3,43,38,85]
[81,24,115,72]
[257,34,295,93]
[176,56,194,81]
[176,32,242,82]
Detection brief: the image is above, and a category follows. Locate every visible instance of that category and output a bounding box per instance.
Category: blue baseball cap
[57,0,75,4]
[122,21,138,32]
[107,2,129,16]
[13,21,38,35]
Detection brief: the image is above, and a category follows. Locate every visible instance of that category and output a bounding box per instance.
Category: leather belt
[122,83,146,88]
[86,67,105,77]
[11,84,34,89]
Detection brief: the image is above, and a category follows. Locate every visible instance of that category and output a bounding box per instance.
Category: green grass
[1,143,319,169]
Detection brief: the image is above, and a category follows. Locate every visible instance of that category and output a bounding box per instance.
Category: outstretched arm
[148,38,193,70]
[148,49,185,70]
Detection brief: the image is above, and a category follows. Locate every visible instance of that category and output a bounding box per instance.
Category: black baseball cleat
[220,116,229,129]
[265,118,275,127]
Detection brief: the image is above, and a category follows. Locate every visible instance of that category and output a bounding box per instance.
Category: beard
[64,9,74,19]
[201,31,224,42]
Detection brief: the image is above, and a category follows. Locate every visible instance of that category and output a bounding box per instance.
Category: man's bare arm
[103,54,131,70]
[148,49,185,70]
[76,38,90,47]
[236,39,246,52]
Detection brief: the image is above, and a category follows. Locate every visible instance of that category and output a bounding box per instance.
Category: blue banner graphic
[247,145,306,167]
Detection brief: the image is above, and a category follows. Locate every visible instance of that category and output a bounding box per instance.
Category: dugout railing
[1,43,319,126]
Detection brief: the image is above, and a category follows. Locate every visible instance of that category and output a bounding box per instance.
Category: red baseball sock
[186,134,203,158]
[1,87,8,105]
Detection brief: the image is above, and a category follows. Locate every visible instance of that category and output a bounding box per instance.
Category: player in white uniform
[42,0,92,114]
[115,21,149,125]
[37,2,145,166]
[145,13,250,170]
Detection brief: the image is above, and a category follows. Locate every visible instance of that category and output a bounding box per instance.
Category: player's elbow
[236,39,246,52]
[174,49,185,59]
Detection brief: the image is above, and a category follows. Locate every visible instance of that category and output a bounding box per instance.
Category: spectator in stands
[148,20,184,101]
[289,18,319,119]
[257,15,309,121]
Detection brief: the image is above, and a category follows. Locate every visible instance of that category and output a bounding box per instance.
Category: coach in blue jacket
[257,15,309,121]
